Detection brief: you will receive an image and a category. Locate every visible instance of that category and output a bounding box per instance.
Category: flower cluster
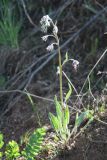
[40,15,52,33]
[40,15,79,71]
[40,15,58,52]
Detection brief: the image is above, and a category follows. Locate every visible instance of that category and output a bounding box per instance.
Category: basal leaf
[64,105,70,125]
[54,96,62,122]
[49,112,59,133]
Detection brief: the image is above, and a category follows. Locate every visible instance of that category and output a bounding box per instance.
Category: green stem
[55,33,63,107]
[58,42,63,107]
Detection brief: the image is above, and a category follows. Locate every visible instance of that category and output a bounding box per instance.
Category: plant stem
[57,38,63,107]
[51,21,63,106]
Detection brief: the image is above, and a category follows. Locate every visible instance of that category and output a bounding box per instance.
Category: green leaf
[75,110,93,128]
[54,96,62,122]
[0,133,4,149]
[49,112,59,133]
[65,83,72,102]
[63,117,68,134]
[63,52,69,65]
[62,106,70,139]
[63,106,70,130]
[0,152,3,158]
[5,140,20,160]
[0,0,21,48]
[23,127,46,160]
[26,92,34,106]
[64,105,70,125]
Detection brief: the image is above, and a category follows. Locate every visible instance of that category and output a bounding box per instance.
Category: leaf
[62,52,69,65]
[59,106,70,140]
[54,96,62,122]
[5,140,20,160]
[49,112,59,133]
[64,106,70,127]
[0,133,4,149]
[75,112,85,128]
[75,110,93,128]
[25,89,35,111]
[23,127,46,160]
[0,152,3,158]
[65,83,72,102]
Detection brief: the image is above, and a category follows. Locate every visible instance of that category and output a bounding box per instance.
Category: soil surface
[56,114,107,160]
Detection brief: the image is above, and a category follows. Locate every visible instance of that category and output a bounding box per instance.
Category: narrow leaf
[64,106,70,125]
[62,52,69,65]
[65,83,72,102]
[49,112,59,133]
[54,96,62,122]
[75,110,92,128]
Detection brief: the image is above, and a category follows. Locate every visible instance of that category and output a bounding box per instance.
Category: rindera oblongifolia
[40,15,80,144]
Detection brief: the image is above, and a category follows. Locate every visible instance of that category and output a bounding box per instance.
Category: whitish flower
[40,15,52,33]
[72,60,79,71]
[56,66,60,75]
[41,35,48,42]
[53,25,58,34]
[46,43,54,51]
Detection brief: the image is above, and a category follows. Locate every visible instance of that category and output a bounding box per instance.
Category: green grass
[0,0,21,48]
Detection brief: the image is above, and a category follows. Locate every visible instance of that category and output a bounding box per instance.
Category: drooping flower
[56,66,60,75]
[41,35,49,42]
[72,60,79,71]
[46,43,54,51]
[40,15,52,33]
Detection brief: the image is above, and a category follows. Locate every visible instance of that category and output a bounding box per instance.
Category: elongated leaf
[63,117,67,131]
[64,106,70,125]
[63,52,69,65]
[54,96,62,122]
[75,110,93,128]
[25,89,35,111]
[0,133,4,149]
[49,112,59,133]
[65,83,72,102]
[62,106,70,136]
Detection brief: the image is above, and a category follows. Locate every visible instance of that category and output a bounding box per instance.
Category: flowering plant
[40,15,79,144]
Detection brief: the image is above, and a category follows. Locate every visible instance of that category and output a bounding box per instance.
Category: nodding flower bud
[41,35,48,42]
[72,60,79,71]
[46,43,54,52]
[40,15,52,33]
[56,66,60,75]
